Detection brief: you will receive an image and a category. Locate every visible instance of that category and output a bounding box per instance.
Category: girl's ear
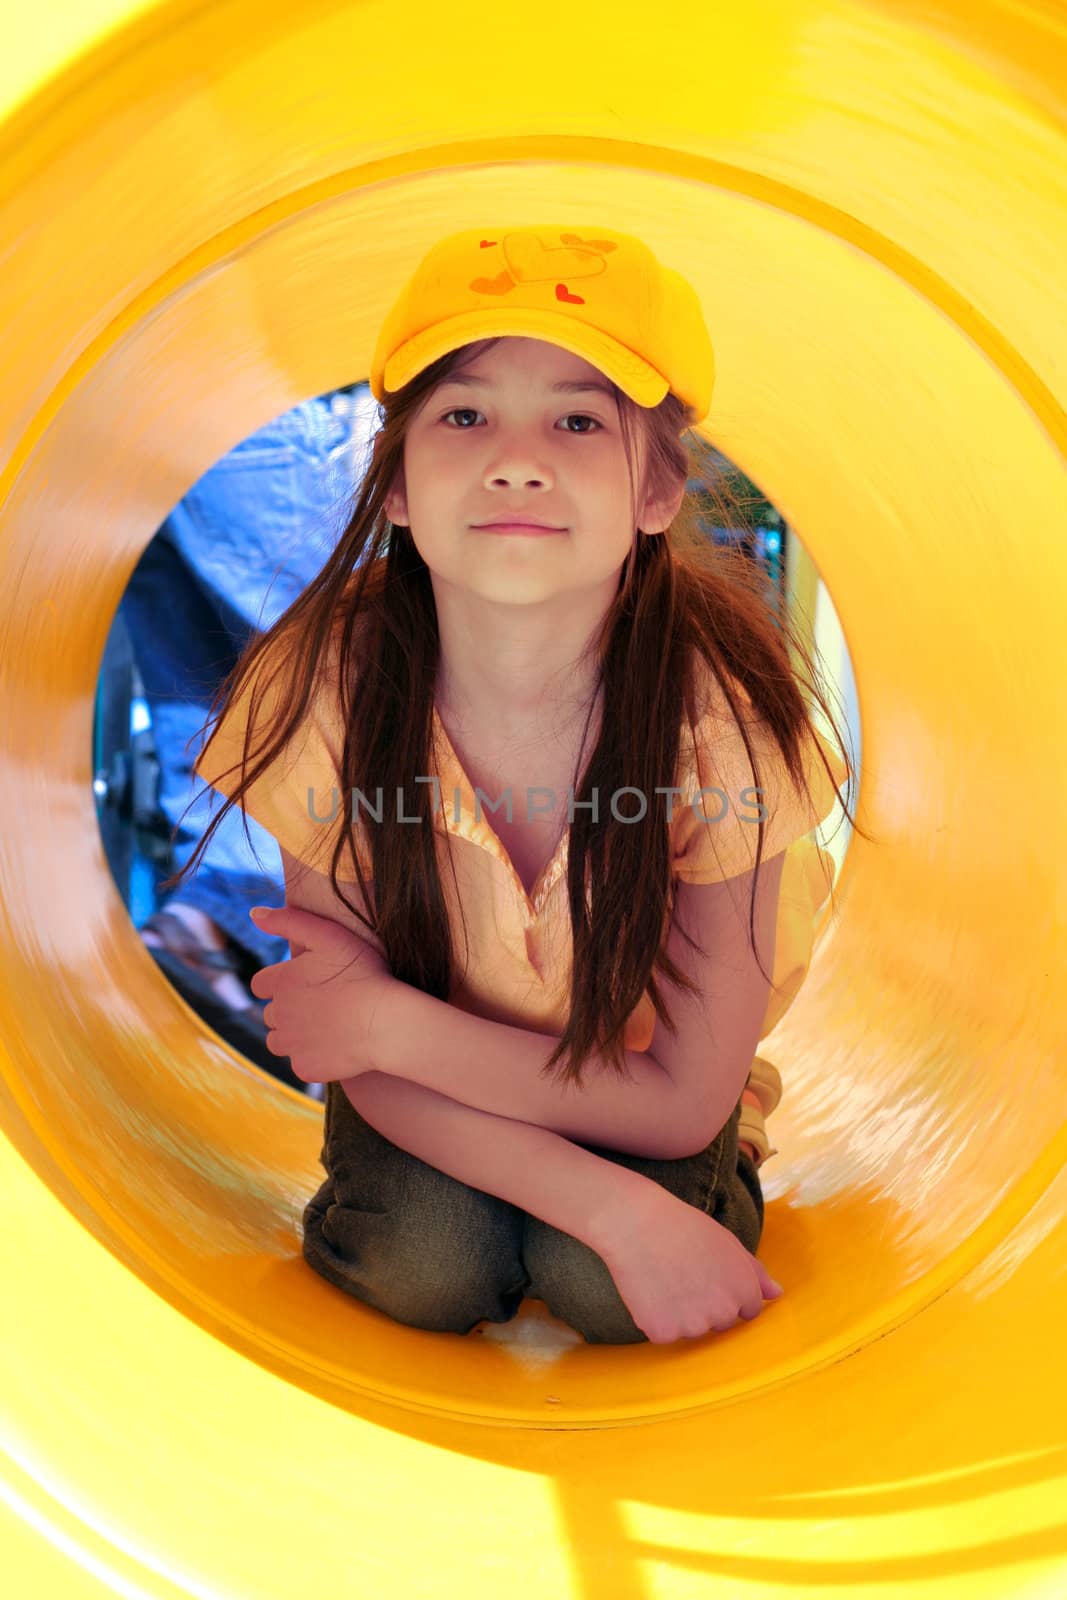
[384,470,409,528]
[639,472,687,536]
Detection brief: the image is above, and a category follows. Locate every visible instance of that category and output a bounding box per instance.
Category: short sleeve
[192,637,369,882]
[670,689,848,884]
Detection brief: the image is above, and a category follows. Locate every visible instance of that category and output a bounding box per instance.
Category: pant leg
[301,1081,531,1335]
[522,1094,764,1345]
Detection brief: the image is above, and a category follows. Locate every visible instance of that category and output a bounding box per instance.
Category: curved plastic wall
[1,1,1065,1594]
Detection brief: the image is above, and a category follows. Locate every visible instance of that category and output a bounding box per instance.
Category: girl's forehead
[455,336,609,385]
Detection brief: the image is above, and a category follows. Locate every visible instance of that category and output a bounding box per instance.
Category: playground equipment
[1,1,1064,1594]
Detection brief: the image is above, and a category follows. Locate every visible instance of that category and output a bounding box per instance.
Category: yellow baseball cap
[369,224,715,424]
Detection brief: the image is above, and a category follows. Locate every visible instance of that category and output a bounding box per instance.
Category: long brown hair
[162,337,871,1088]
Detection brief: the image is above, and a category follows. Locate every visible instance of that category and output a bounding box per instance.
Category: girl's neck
[434,673,601,749]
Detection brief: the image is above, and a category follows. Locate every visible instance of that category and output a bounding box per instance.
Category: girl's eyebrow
[437,375,615,399]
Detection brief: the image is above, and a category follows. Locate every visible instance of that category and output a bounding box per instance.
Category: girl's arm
[276,851,647,1252]
[276,848,775,1161]
[376,856,784,1161]
[340,1069,652,1256]
[378,988,688,1159]
[276,849,690,1160]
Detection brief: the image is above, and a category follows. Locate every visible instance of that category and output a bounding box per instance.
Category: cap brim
[381,309,670,409]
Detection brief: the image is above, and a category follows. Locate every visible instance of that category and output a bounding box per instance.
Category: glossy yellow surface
[2,1,1065,1594]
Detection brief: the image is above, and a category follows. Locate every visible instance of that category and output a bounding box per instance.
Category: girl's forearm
[375,983,691,1160]
[338,1071,652,1256]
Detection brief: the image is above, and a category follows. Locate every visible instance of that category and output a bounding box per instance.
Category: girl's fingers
[756,1261,785,1298]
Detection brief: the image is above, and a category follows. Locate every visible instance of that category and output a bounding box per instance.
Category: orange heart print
[469,230,619,304]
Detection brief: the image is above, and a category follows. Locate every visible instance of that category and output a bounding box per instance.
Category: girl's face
[385,338,680,611]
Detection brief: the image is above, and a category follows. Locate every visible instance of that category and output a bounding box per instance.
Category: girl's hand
[597,1184,784,1344]
[247,905,396,1084]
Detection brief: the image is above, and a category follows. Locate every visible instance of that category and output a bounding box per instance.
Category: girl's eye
[439,408,603,434]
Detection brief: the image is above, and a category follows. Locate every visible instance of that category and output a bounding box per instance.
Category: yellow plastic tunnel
[2,1,1066,1594]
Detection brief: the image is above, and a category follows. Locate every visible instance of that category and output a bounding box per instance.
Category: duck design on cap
[470,230,617,305]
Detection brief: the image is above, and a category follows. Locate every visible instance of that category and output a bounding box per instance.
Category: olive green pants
[302,1080,763,1344]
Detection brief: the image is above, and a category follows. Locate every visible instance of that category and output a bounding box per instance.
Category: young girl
[170,223,863,1346]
